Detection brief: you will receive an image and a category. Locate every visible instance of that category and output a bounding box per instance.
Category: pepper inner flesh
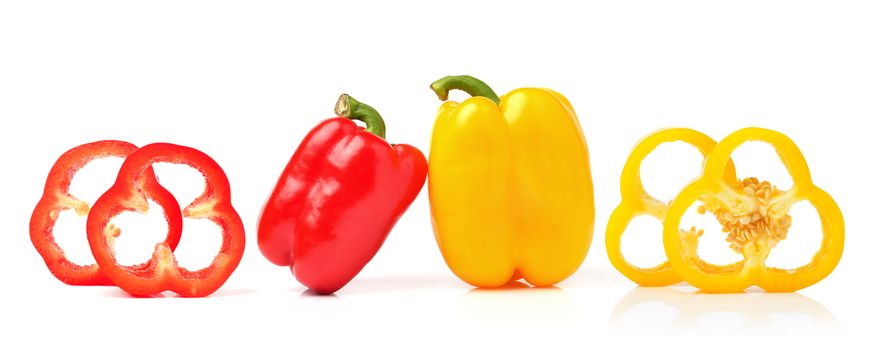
[685,177,792,264]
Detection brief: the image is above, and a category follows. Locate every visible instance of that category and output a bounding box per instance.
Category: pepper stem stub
[334,94,352,117]
[335,94,387,139]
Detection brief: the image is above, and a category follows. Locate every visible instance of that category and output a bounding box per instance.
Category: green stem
[429,75,500,104]
[335,94,386,139]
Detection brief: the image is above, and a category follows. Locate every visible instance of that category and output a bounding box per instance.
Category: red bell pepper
[86,143,245,297]
[30,141,182,286]
[258,94,428,294]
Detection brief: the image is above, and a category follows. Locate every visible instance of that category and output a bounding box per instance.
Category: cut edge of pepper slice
[606,128,736,287]
[663,127,844,293]
[86,143,245,297]
[30,140,182,286]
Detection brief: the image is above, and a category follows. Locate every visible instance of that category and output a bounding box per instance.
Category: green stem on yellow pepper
[430,75,500,105]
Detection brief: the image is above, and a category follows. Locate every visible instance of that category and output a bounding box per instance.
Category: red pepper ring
[30,141,182,286]
[86,143,245,297]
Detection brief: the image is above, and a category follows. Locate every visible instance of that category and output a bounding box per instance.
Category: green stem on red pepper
[430,75,500,105]
[335,94,387,139]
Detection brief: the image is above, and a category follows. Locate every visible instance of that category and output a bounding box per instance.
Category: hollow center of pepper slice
[687,177,793,256]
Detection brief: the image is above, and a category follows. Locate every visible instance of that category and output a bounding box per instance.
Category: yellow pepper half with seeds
[606,128,737,286]
[662,127,844,292]
[427,75,594,288]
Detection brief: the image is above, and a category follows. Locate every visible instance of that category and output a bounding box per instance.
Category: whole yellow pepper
[427,75,594,288]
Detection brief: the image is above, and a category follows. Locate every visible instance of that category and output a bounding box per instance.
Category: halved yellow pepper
[428,75,594,288]
[606,128,736,286]
[663,127,844,292]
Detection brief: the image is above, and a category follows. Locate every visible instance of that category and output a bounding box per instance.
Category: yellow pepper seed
[695,177,792,254]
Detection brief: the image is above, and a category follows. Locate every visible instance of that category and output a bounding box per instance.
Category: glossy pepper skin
[258,94,427,295]
[87,143,244,297]
[605,128,736,286]
[663,128,844,292]
[30,141,182,286]
[428,75,594,288]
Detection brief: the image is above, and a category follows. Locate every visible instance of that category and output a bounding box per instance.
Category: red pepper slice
[258,94,428,294]
[30,141,182,286]
[86,143,245,297]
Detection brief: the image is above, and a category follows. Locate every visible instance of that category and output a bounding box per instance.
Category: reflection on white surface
[608,287,840,335]
[456,282,583,330]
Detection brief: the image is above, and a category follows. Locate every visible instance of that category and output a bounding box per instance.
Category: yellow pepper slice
[428,75,594,288]
[606,128,736,286]
[663,127,844,292]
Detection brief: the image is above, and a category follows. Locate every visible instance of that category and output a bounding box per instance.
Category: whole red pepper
[258,94,428,294]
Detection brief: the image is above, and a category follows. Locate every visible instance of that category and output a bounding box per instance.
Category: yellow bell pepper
[663,127,844,292]
[427,75,594,288]
[606,128,736,286]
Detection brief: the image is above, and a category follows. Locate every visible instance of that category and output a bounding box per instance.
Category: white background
[2,0,874,348]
